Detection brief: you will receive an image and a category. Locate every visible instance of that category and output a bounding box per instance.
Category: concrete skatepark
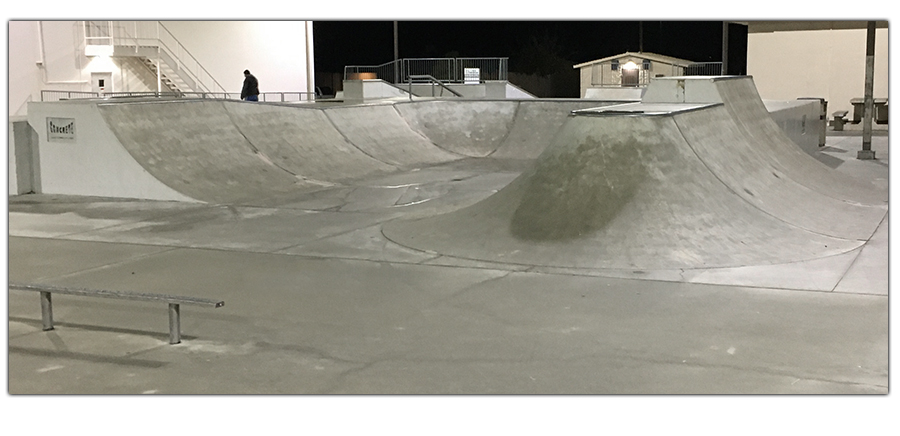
[7,76,889,395]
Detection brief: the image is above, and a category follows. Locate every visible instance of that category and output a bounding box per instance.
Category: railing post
[168,303,181,344]
[40,291,54,331]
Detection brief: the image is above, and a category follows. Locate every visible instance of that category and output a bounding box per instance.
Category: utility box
[798,97,827,146]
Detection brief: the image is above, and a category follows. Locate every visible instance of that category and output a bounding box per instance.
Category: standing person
[241,69,259,101]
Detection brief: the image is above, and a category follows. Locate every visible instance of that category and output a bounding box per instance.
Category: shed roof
[573,52,694,69]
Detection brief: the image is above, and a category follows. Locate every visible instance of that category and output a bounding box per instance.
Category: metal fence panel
[345,57,508,84]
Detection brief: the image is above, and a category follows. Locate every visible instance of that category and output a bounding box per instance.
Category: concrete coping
[572,102,721,117]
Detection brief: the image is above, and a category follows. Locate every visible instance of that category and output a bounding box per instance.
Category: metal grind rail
[9,282,224,344]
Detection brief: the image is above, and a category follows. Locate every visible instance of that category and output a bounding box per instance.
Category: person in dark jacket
[241,69,259,101]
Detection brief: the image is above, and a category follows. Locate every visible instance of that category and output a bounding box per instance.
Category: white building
[746,20,889,116]
[8,20,316,117]
[573,51,702,98]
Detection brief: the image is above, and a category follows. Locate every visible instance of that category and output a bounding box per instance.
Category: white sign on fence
[464,68,480,84]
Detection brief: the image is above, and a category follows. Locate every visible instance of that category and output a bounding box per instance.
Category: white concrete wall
[747,27,889,115]
[25,100,198,201]
[8,21,85,117]
[8,119,19,195]
[161,21,313,95]
[7,21,314,116]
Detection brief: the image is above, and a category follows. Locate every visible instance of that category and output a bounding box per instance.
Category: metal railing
[258,92,317,102]
[684,62,724,76]
[41,90,317,102]
[83,21,113,46]
[407,75,463,99]
[344,59,402,83]
[84,21,228,94]
[344,57,509,84]
[590,61,724,87]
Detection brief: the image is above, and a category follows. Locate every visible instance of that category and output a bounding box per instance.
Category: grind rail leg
[40,291,54,331]
[168,303,181,344]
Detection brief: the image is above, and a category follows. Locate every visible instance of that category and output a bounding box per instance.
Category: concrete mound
[382,110,865,270]
[382,77,885,270]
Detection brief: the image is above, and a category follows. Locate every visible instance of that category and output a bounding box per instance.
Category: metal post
[639,21,643,53]
[156,22,162,94]
[858,21,876,160]
[40,291,54,331]
[393,21,399,60]
[722,21,729,75]
[168,303,181,344]
[305,21,315,96]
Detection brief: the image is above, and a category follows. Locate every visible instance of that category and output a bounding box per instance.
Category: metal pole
[156,22,162,94]
[40,291,54,331]
[168,303,181,344]
[393,22,399,84]
[722,21,729,75]
[393,21,399,61]
[306,21,315,96]
[858,21,876,160]
[639,21,643,53]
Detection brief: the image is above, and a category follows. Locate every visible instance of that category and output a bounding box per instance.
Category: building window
[611,60,619,71]
[643,59,651,70]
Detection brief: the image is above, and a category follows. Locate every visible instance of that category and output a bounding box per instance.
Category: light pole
[722,21,729,75]
[393,21,399,84]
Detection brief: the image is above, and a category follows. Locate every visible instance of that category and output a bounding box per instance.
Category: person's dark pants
[245,95,258,102]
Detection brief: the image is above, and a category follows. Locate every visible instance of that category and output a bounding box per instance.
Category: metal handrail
[157,22,228,93]
[407,75,463,99]
[101,21,228,94]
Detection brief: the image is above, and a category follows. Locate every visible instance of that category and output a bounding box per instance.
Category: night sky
[313,20,747,97]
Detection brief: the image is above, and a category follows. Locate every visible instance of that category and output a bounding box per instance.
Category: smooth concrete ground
[6,133,890,395]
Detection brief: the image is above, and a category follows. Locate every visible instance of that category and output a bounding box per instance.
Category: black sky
[314,21,746,72]
[312,21,747,97]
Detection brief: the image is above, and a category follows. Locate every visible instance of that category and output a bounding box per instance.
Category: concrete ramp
[395,100,518,157]
[223,102,396,185]
[382,101,872,270]
[39,98,599,204]
[100,100,316,204]
[712,77,886,206]
[491,100,617,159]
[673,103,885,241]
[323,104,462,167]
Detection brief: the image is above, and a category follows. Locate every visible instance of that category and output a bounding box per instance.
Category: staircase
[84,21,227,96]
[139,57,181,93]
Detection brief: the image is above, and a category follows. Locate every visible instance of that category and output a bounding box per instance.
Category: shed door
[621,69,639,87]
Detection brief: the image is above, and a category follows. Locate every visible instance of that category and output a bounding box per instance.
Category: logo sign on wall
[464,68,481,85]
[47,118,76,142]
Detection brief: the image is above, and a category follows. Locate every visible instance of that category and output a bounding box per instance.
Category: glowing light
[87,55,118,73]
[622,61,639,70]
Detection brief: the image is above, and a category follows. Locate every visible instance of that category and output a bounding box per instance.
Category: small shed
[573,52,696,98]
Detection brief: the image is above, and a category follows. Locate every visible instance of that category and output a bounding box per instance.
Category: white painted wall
[7,21,314,116]
[26,100,198,201]
[7,21,79,117]
[747,27,889,115]
[161,21,314,94]
[8,119,19,195]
